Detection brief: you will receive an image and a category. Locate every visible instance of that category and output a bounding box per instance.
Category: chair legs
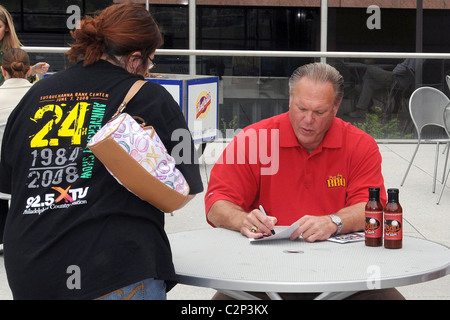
[437,142,450,204]
[442,142,450,182]
[433,142,440,193]
[401,141,443,194]
[437,166,450,205]
[401,141,420,187]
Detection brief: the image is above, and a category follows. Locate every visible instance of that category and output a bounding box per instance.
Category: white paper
[249,221,300,243]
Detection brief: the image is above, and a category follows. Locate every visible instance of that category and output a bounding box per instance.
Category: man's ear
[333,100,342,116]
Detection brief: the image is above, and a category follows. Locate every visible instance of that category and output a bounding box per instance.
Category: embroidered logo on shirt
[326,174,346,188]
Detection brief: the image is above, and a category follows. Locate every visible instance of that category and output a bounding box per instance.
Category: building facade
[3,0,450,135]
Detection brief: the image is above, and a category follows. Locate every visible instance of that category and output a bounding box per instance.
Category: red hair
[67,2,163,68]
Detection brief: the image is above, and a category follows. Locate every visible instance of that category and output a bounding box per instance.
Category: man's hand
[207,200,277,239]
[240,208,278,239]
[32,62,50,76]
[290,215,337,242]
[289,203,366,242]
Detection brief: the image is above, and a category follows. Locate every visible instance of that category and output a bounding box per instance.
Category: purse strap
[110,80,147,121]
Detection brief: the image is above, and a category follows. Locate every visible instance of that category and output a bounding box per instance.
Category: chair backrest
[409,86,450,136]
[444,104,450,138]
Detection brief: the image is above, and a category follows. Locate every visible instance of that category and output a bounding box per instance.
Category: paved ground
[1,142,449,300]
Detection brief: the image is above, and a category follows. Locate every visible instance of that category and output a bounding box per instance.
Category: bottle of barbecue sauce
[365,187,383,247]
[384,188,403,249]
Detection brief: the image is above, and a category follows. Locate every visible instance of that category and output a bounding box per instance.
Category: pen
[259,205,276,235]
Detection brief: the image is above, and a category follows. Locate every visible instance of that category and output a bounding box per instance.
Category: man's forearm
[207,199,248,231]
[334,202,366,234]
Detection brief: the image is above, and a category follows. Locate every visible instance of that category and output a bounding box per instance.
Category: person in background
[0,2,203,300]
[0,48,34,255]
[0,5,49,84]
[348,58,419,118]
[205,62,405,300]
[0,48,33,128]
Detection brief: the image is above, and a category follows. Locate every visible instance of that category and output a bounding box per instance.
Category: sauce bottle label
[384,213,402,240]
[365,211,383,238]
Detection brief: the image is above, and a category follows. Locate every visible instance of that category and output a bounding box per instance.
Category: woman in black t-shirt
[0,2,203,300]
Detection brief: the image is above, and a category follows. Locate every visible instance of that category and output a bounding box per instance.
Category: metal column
[320,0,328,63]
[189,0,196,75]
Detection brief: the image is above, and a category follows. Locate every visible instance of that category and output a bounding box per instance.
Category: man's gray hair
[289,62,344,107]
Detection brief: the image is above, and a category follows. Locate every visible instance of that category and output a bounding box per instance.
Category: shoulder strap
[123,80,147,105]
[111,80,147,121]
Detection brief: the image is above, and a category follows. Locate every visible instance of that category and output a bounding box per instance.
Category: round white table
[168,228,450,300]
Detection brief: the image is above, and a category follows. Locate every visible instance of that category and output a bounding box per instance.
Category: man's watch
[328,215,342,236]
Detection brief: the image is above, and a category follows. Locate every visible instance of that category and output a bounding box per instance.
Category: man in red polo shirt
[205,62,405,300]
[206,62,387,242]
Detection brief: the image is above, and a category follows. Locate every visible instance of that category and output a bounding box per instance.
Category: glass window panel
[198,7,246,50]
[23,0,83,13]
[0,1,21,12]
[23,14,68,31]
[85,0,113,14]
[423,9,450,53]
[330,8,416,52]
[152,6,188,49]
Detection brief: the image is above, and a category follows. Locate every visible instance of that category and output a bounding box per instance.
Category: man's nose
[303,111,315,123]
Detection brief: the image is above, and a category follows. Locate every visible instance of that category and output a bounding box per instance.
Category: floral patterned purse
[87,80,189,212]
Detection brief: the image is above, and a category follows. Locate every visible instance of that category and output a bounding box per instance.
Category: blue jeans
[96,278,166,300]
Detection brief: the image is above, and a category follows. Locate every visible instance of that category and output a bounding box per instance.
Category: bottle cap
[387,188,399,202]
[368,187,380,200]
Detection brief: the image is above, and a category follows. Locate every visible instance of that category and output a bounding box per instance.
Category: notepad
[249,221,300,242]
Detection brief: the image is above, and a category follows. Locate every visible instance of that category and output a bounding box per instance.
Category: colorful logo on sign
[196,91,212,120]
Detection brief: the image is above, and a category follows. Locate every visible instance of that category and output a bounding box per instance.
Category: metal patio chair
[400,87,450,194]
[437,104,450,204]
